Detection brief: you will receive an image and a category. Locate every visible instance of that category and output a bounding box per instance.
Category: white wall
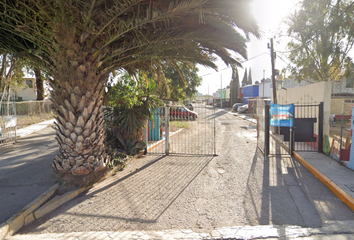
[276,81,331,136]
[15,78,37,101]
[258,80,272,98]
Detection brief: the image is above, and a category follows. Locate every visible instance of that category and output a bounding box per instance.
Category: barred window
[346,78,354,88]
[26,80,33,88]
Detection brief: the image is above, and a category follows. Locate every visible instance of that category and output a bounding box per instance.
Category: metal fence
[292,103,323,152]
[147,103,216,155]
[15,100,52,129]
[0,100,52,146]
[256,101,324,156]
[0,102,17,145]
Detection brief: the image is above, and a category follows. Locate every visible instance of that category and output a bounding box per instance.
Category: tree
[0,0,259,187]
[0,53,25,105]
[230,67,240,105]
[285,0,354,82]
[33,68,44,100]
[242,68,248,86]
[248,68,252,85]
[163,63,202,101]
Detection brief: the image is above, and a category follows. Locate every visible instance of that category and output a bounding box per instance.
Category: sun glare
[253,0,298,35]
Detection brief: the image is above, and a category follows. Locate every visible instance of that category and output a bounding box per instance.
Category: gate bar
[213,106,216,156]
[318,102,324,153]
[265,104,270,156]
[165,106,169,155]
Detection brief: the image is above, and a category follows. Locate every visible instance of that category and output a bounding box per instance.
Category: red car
[170,106,198,120]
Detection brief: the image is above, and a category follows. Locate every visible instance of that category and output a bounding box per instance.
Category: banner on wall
[270,104,294,127]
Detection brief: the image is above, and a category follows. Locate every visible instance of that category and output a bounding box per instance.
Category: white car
[237,104,248,113]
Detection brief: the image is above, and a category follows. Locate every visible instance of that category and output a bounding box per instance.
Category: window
[346,78,354,88]
[26,80,33,88]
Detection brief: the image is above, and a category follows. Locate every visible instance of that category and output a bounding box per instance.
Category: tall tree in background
[0,0,258,187]
[286,0,354,82]
[0,53,25,104]
[163,63,202,101]
[248,68,252,85]
[242,68,248,86]
[230,67,240,105]
[33,68,44,100]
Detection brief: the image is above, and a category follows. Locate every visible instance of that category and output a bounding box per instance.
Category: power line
[276,53,289,65]
[276,1,354,54]
[199,52,270,77]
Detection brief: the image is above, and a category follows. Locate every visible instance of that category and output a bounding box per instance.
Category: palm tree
[0,0,259,187]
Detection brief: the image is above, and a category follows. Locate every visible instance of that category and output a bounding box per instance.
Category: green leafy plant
[115,132,146,156]
[104,73,161,157]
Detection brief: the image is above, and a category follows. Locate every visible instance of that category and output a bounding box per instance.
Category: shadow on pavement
[0,127,58,224]
[19,154,214,233]
[243,141,354,229]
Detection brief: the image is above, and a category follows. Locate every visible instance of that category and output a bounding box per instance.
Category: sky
[197,0,300,95]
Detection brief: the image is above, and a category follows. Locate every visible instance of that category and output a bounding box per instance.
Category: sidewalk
[1,114,354,239]
[219,108,354,212]
[16,119,56,138]
[295,151,354,210]
[222,108,354,211]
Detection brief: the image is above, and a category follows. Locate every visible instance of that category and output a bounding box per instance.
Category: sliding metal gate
[147,103,215,155]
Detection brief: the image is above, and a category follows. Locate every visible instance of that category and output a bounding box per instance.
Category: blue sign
[270,104,294,127]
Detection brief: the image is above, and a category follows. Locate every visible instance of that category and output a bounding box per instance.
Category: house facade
[15,78,37,101]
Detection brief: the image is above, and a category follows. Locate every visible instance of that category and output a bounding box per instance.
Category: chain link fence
[15,100,52,129]
[0,100,52,145]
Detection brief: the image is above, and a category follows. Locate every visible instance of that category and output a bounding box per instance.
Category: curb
[1,139,168,240]
[0,184,59,240]
[293,152,354,211]
[270,134,354,212]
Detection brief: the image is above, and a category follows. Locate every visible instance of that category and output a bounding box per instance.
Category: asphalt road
[16,108,354,235]
[0,127,58,224]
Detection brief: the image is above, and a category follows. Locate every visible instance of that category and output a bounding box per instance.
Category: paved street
[13,108,354,238]
[0,127,58,223]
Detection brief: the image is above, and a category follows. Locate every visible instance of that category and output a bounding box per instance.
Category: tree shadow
[19,154,214,233]
[242,146,322,228]
[243,137,354,229]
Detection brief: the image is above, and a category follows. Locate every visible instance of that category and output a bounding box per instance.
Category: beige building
[276,81,331,137]
[14,78,37,101]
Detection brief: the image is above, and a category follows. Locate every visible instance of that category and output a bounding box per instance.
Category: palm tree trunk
[50,62,110,187]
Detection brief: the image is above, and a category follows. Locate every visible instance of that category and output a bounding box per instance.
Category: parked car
[233,103,244,112]
[237,104,248,113]
[186,103,194,111]
[170,105,198,120]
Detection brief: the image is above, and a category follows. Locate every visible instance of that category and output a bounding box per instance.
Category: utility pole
[220,74,223,108]
[263,70,265,99]
[269,38,277,104]
[269,38,278,134]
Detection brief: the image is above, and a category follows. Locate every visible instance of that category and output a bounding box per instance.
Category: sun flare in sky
[253,0,298,35]
[197,0,299,95]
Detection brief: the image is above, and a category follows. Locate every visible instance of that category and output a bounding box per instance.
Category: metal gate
[0,102,17,145]
[258,102,324,156]
[292,103,323,152]
[146,103,216,155]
